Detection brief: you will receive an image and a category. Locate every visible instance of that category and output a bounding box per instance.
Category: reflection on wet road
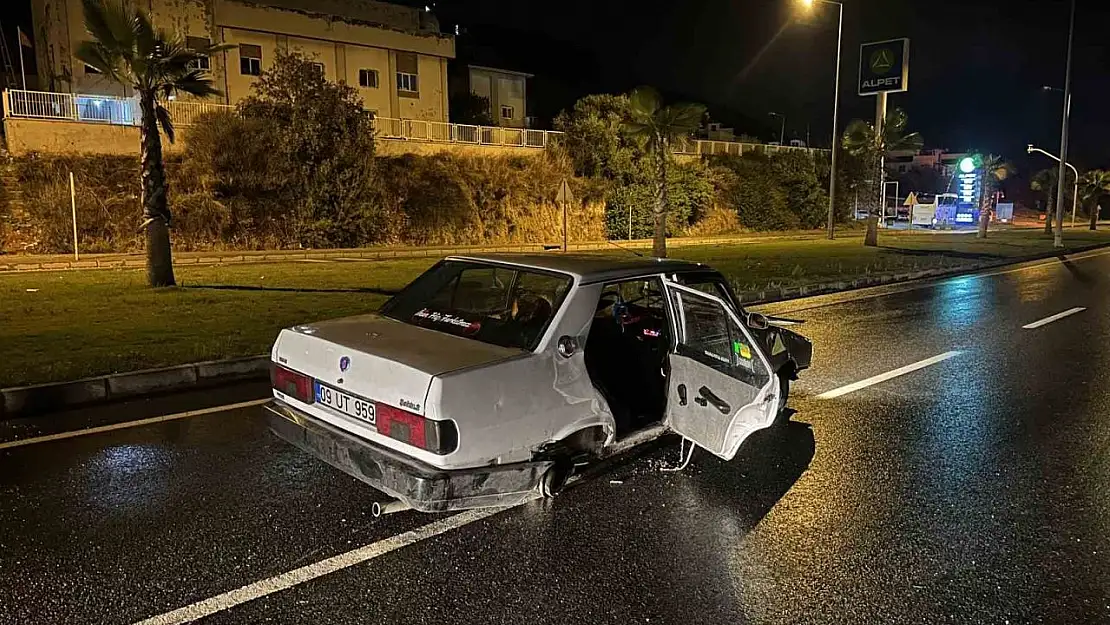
[5,250,1110,624]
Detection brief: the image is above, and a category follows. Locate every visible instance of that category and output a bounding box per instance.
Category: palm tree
[76,0,228,287]
[622,86,705,258]
[842,108,923,246]
[1031,168,1059,235]
[975,154,1014,239]
[1079,170,1110,230]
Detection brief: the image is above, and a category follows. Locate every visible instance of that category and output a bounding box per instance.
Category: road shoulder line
[131,507,509,625]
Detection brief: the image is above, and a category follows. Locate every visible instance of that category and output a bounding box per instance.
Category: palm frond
[74,41,124,82]
[155,104,175,144]
[81,0,135,55]
[628,86,662,120]
[891,131,923,153]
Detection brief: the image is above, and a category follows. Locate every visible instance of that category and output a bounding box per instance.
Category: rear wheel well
[777,360,798,381]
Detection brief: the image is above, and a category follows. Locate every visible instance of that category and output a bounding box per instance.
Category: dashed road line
[816,351,963,399]
[1022,307,1086,329]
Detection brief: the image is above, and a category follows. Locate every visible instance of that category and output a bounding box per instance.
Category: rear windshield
[380,260,573,351]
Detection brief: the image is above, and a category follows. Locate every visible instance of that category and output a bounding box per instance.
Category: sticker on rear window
[413,308,481,334]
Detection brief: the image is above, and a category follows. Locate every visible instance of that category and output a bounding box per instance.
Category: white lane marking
[816,351,962,399]
[0,399,268,450]
[132,506,509,625]
[1022,307,1087,329]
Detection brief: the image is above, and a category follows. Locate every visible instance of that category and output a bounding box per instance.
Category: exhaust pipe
[372,499,412,517]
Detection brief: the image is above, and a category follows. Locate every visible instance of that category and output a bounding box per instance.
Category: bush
[708,152,831,231]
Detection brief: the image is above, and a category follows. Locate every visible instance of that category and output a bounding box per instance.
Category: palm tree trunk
[139,93,175,287]
[1043,194,1055,235]
[1090,202,1099,230]
[652,142,668,258]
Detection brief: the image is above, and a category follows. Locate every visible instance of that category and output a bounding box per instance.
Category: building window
[84,63,102,75]
[396,52,419,96]
[186,36,210,71]
[359,68,379,88]
[239,44,262,76]
[397,72,418,94]
[311,62,324,76]
[500,105,514,119]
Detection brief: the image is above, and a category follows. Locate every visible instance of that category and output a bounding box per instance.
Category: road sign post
[858,39,909,237]
[556,179,574,252]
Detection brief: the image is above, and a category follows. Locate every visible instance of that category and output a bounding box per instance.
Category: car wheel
[540,459,573,498]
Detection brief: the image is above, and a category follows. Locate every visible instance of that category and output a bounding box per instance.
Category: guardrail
[1,89,232,127]
[371,117,557,149]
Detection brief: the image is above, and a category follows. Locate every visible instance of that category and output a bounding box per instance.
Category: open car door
[662,280,779,461]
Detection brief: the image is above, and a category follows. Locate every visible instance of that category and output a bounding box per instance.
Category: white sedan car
[266,254,812,513]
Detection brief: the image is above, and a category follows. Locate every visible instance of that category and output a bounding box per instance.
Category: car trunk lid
[275,314,525,416]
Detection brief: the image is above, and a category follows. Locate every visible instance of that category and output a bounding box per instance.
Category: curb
[3,240,1107,420]
[0,232,844,273]
[0,355,270,420]
[734,242,1110,306]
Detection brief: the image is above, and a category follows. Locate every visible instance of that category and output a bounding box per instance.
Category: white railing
[2,89,232,127]
[674,137,830,157]
[372,116,559,149]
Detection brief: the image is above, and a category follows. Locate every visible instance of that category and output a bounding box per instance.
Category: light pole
[769,111,786,145]
[796,0,844,240]
[1028,144,1079,229]
[1053,0,1076,247]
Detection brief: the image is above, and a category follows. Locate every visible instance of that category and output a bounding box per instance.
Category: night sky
[437,0,1110,174]
[2,0,1106,173]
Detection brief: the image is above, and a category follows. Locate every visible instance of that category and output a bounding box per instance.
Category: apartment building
[29,0,456,120]
[462,65,530,128]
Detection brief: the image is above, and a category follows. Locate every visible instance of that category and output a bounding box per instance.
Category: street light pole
[1053,0,1076,247]
[1028,144,1079,229]
[795,0,844,239]
[769,111,786,145]
[827,0,843,240]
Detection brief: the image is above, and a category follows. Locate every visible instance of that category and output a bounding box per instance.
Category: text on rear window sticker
[413,308,481,333]
[703,350,730,365]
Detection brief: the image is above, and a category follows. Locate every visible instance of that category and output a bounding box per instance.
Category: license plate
[315,382,376,425]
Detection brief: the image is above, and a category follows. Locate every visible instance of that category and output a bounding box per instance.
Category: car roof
[445,253,713,284]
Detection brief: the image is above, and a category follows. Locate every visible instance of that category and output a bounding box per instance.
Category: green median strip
[2,228,1108,389]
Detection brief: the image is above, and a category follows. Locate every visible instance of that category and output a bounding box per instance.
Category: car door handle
[697,386,731,415]
[677,384,688,406]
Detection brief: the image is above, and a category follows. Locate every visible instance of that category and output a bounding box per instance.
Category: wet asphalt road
[4,249,1110,625]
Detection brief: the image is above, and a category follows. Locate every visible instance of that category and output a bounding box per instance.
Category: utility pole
[1053,0,1076,248]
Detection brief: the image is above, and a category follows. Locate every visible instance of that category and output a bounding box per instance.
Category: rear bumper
[265,400,553,513]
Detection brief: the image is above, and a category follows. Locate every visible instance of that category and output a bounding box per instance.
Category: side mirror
[747,313,770,330]
[557,335,579,358]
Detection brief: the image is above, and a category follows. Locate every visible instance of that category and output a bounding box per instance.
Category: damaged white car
[266,254,812,513]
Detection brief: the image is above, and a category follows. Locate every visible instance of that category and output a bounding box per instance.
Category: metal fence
[371,116,558,149]
[2,89,828,157]
[2,89,232,127]
[674,137,830,157]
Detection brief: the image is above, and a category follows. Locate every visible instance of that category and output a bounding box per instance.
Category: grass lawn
[2,228,1108,389]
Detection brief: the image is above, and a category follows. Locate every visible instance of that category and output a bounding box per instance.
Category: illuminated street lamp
[1028,144,1079,229]
[796,0,844,240]
[768,111,786,145]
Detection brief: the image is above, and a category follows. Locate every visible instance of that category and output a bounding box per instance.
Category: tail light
[376,403,458,455]
[271,364,314,404]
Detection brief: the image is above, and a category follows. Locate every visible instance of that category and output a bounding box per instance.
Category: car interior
[584,278,672,436]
